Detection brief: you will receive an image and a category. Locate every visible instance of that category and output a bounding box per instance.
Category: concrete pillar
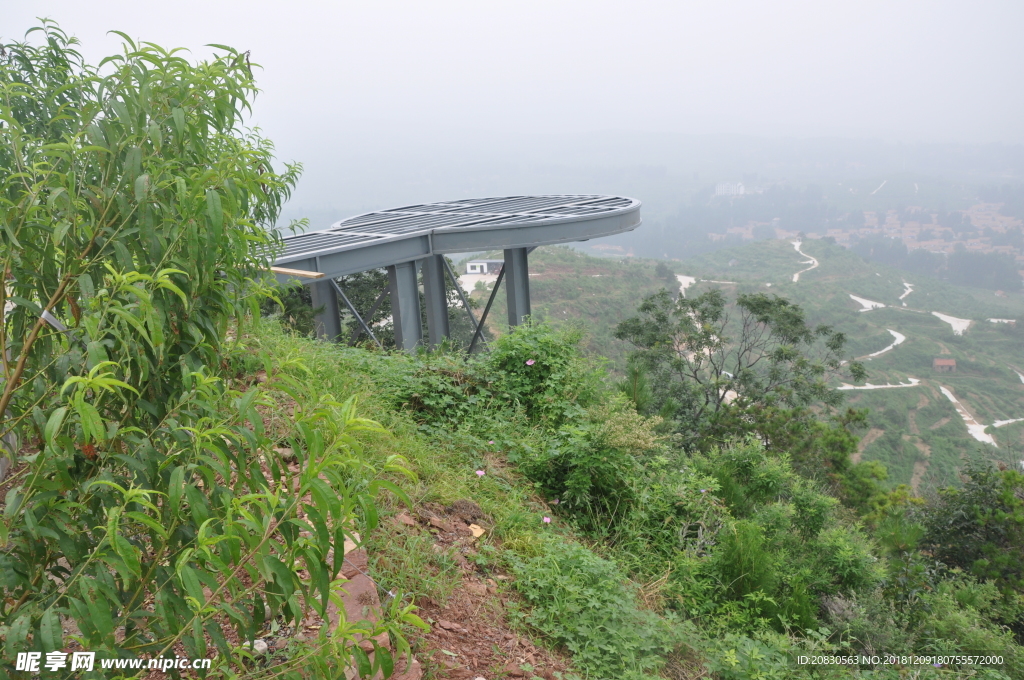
[504,247,531,326]
[310,279,342,341]
[387,261,423,351]
[421,255,450,348]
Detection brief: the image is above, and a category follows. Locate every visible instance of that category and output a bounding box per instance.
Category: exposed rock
[394,512,418,527]
[342,548,369,578]
[392,657,422,680]
[428,517,454,533]
[243,639,269,655]
[273,446,296,462]
[504,662,527,677]
[464,581,487,597]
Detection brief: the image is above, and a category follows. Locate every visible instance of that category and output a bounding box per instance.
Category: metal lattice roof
[274,194,641,280]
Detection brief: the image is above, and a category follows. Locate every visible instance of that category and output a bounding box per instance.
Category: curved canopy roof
[274,194,641,280]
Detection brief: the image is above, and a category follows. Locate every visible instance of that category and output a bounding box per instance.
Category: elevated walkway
[273,195,642,350]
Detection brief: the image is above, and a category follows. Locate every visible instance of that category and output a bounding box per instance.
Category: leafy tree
[919,464,1024,630]
[614,289,864,449]
[0,24,420,676]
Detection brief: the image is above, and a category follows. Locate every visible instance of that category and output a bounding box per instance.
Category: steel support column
[503,247,531,326]
[387,261,423,351]
[421,255,450,348]
[310,279,342,341]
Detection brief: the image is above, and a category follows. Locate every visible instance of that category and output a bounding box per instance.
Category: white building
[715,182,745,197]
[465,259,504,274]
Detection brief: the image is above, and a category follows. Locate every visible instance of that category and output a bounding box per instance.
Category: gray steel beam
[273,208,641,282]
[432,211,641,254]
[421,255,450,348]
[504,248,531,326]
[467,265,504,355]
[331,279,382,349]
[387,261,423,351]
[310,279,342,341]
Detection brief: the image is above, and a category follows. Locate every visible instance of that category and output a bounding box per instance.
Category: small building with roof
[933,358,957,372]
[465,259,504,274]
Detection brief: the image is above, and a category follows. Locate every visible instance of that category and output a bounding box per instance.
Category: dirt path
[910,437,932,494]
[858,329,907,360]
[932,312,972,336]
[854,428,885,464]
[849,294,886,312]
[791,241,819,282]
[838,378,920,391]
[676,274,696,297]
[939,386,997,446]
[899,281,914,306]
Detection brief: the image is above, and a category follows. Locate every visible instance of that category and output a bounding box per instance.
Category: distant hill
[466,240,1024,491]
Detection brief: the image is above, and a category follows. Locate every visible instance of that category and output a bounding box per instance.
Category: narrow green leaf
[39,610,62,652]
[180,565,206,605]
[378,648,394,678]
[5,614,30,657]
[78,273,95,299]
[369,479,412,509]
[353,646,372,678]
[113,535,142,577]
[44,407,67,445]
[172,107,185,140]
[169,466,185,517]
[134,174,149,202]
[52,220,72,246]
[206,189,223,232]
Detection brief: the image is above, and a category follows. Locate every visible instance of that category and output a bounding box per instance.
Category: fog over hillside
[7,0,1024,237]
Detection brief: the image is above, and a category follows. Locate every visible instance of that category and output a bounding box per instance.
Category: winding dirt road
[791,241,819,282]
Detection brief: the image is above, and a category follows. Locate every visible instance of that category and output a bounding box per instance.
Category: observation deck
[273,195,642,350]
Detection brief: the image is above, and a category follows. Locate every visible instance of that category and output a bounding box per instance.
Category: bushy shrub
[507,540,681,680]
[486,322,601,427]
[704,634,795,680]
[516,400,658,523]
[684,441,883,633]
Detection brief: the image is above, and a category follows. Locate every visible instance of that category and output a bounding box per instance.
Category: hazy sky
[5,1,1023,218]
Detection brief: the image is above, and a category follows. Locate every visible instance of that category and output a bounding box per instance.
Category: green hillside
[677,238,1024,490]
[476,241,1024,491]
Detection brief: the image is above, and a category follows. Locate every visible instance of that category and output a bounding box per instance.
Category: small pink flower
[700,489,707,493]
[551,499,559,505]
[476,470,486,477]
[526,359,536,366]
[543,516,551,523]
[488,440,495,445]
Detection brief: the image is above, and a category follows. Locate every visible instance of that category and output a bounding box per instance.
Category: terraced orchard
[479,241,1024,491]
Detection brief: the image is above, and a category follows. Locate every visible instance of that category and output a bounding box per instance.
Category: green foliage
[919,464,1024,634]
[704,634,794,680]
[517,401,658,522]
[487,321,600,427]
[614,288,865,450]
[507,541,680,680]
[0,23,300,445]
[0,26,425,678]
[261,283,322,337]
[680,441,883,633]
